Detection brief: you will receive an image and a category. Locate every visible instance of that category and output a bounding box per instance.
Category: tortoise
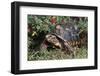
[40,24,87,57]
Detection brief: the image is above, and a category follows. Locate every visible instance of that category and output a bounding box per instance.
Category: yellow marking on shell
[73,41,75,46]
[76,41,78,45]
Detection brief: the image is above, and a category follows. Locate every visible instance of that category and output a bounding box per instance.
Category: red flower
[28,25,33,33]
[61,19,65,24]
[50,16,56,24]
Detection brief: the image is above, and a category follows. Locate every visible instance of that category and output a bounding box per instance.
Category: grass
[28,47,88,61]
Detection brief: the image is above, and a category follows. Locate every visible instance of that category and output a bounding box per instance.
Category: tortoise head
[45,34,62,48]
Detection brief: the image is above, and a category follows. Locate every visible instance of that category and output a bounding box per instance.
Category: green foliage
[74,47,88,58]
[28,47,87,61]
[76,17,88,31]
